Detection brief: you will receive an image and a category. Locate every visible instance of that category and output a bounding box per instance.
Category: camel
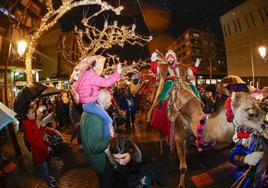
[167,80,266,187]
[146,63,196,154]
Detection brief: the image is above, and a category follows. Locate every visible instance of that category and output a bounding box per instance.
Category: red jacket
[150,61,158,74]
[23,119,48,164]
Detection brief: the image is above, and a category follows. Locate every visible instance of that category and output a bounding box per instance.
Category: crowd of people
[4,51,267,188]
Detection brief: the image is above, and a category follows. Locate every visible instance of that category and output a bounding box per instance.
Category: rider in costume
[147,49,201,122]
[230,123,268,188]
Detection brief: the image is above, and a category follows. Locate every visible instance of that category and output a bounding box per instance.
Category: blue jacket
[229,139,260,188]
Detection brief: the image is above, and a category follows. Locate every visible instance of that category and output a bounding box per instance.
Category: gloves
[117,63,122,74]
[244,151,263,166]
[195,58,201,67]
[151,52,158,62]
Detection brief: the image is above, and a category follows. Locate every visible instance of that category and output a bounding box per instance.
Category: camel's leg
[174,125,187,188]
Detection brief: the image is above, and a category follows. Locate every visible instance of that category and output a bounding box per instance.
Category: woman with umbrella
[23,105,58,188]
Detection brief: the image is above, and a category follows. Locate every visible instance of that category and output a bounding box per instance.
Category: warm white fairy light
[102,54,151,79]
[75,15,152,58]
[24,0,124,83]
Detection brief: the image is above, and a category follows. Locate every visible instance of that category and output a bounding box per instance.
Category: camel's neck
[203,108,235,144]
[190,106,235,145]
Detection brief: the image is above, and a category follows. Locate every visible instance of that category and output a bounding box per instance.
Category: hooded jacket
[76,70,120,103]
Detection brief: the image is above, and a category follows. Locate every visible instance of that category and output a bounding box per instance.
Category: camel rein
[196,97,238,151]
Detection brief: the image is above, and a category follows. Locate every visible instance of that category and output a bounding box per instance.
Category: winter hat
[94,55,106,70]
[165,50,177,61]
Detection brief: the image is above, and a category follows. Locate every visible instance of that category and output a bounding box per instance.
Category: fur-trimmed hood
[105,142,142,169]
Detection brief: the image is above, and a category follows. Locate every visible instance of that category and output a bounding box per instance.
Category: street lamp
[17,39,27,57]
[258,46,267,61]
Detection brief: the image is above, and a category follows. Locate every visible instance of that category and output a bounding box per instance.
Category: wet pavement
[1,113,237,188]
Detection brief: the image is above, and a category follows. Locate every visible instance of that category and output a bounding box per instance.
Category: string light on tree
[74,15,152,58]
[102,54,151,79]
[24,0,124,83]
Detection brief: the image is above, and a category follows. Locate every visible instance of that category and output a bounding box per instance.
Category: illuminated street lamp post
[3,35,23,157]
[258,46,267,62]
[17,39,27,57]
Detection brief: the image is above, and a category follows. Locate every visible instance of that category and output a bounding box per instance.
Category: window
[263,6,268,19]
[244,15,250,28]
[237,18,242,31]
[31,17,36,27]
[193,33,199,37]
[227,24,231,35]
[233,20,237,33]
[249,12,255,26]
[258,8,265,22]
[223,25,227,37]
[26,17,32,27]
[191,39,200,44]
[30,4,40,15]
[193,48,201,54]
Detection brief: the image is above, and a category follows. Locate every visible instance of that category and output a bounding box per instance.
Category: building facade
[220,0,268,88]
[168,28,227,84]
[0,0,46,106]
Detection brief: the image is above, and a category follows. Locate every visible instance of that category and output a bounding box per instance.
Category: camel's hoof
[178,185,185,188]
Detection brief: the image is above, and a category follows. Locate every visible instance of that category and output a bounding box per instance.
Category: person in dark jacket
[80,90,115,187]
[55,95,66,129]
[120,88,136,133]
[103,136,165,188]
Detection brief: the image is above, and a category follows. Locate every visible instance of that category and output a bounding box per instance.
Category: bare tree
[24,0,123,83]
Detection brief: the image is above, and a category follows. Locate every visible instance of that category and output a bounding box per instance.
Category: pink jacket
[76,70,120,103]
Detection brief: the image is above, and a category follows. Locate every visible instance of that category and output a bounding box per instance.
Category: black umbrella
[40,87,61,97]
[13,82,47,117]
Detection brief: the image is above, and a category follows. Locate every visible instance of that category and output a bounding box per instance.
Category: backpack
[69,55,106,104]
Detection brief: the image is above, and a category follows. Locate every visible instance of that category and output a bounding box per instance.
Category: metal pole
[4,42,11,106]
[250,41,255,87]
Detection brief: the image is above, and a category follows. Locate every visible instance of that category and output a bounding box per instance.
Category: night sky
[168,0,246,36]
[58,0,246,59]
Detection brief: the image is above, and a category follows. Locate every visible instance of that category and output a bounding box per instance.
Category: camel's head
[260,97,268,113]
[260,98,268,139]
[231,92,265,130]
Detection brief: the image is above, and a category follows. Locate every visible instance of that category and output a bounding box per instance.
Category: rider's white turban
[165,50,177,61]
